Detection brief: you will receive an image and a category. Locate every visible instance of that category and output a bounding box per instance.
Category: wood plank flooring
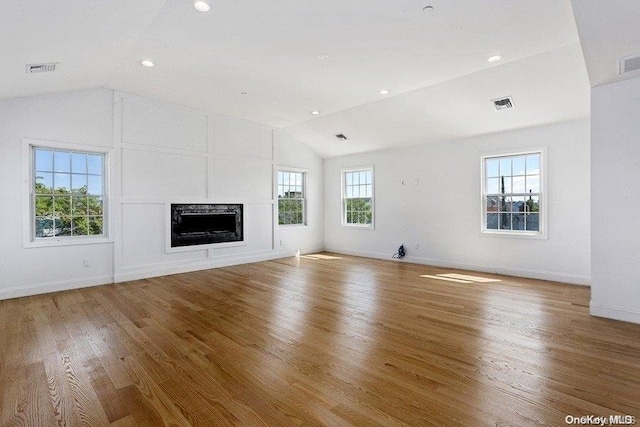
[2,253,640,426]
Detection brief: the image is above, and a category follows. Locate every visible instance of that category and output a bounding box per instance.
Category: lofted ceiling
[571,0,640,88]
[0,0,605,158]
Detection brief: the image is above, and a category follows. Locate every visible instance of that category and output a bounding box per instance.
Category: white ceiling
[0,0,597,158]
[571,0,640,88]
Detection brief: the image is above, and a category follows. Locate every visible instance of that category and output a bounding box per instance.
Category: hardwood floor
[2,253,640,426]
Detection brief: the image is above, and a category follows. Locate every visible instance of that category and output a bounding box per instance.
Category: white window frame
[276,168,307,227]
[481,149,547,239]
[341,166,375,229]
[22,138,112,248]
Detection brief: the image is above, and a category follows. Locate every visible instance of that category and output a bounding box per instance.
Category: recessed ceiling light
[311,111,320,115]
[379,89,390,95]
[140,60,155,67]
[194,1,210,12]
[488,55,502,63]
[318,55,329,61]
[423,5,434,11]
[240,92,248,95]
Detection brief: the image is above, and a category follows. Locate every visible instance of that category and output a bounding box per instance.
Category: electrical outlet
[414,244,420,249]
[83,259,90,268]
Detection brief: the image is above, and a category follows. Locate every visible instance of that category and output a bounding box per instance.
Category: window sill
[166,240,246,253]
[24,236,114,249]
[278,224,309,229]
[341,224,375,230]
[481,230,547,240]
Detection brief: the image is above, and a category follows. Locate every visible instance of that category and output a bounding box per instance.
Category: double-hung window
[342,168,374,227]
[31,145,107,241]
[482,151,543,236]
[277,170,306,225]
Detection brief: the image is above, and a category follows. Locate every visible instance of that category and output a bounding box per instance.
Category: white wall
[0,89,115,298]
[274,129,324,255]
[114,93,275,282]
[324,119,591,285]
[113,92,324,282]
[591,78,640,324]
[0,89,323,298]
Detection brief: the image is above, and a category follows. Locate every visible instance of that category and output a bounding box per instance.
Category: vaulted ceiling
[1,1,637,157]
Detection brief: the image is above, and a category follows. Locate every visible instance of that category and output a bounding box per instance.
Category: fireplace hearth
[170,204,243,248]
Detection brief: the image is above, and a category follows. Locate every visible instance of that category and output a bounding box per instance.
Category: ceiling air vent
[619,54,640,75]
[492,96,514,111]
[26,62,58,74]
[334,133,348,140]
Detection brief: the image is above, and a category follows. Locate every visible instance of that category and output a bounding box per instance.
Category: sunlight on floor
[300,254,344,260]
[438,273,501,283]
[420,275,472,283]
[420,273,502,284]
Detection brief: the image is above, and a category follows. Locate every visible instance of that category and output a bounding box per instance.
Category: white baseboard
[590,303,640,325]
[0,275,113,301]
[5,246,588,301]
[324,247,591,286]
[1,249,320,300]
[113,250,292,283]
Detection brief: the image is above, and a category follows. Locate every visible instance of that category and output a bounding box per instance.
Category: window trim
[341,166,375,229]
[480,149,547,239]
[276,167,308,227]
[22,138,113,248]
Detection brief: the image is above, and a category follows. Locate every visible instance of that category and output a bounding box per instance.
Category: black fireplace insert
[171,204,243,247]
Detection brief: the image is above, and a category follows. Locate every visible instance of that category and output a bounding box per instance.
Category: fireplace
[170,204,243,248]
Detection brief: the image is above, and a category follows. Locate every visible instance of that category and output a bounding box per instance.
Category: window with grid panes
[483,152,542,234]
[277,170,306,225]
[342,168,373,227]
[33,148,106,239]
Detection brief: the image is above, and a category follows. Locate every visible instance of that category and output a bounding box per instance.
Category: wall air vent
[619,54,640,75]
[492,96,514,111]
[334,133,348,140]
[26,62,58,73]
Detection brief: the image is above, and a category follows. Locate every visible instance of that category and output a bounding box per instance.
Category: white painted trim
[480,148,548,239]
[121,197,272,205]
[3,249,326,300]
[277,165,309,173]
[325,246,591,286]
[22,137,113,248]
[120,142,209,158]
[212,153,274,163]
[112,92,125,281]
[340,165,375,229]
[590,303,640,325]
[0,275,113,301]
[114,250,285,283]
[25,238,114,249]
[480,230,547,240]
[167,241,246,253]
[275,167,309,227]
[207,115,215,198]
[271,195,276,251]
